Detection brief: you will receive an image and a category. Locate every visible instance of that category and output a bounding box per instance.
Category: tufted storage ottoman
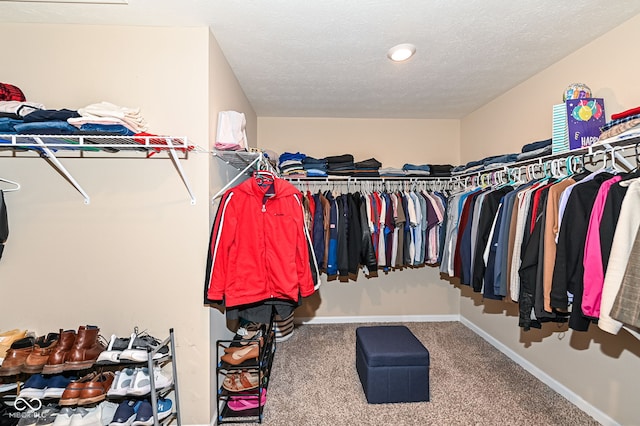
[356,325,430,404]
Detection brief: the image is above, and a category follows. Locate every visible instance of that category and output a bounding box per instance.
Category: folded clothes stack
[352,157,382,177]
[278,152,307,177]
[325,154,355,176]
[379,167,407,177]
[402,163,431,177]
[517,138,552,161]
[0,82,156,147]
[599,106,640,141]
[70,101,148,134]
[302,156,328,177]
[427,164,454,177]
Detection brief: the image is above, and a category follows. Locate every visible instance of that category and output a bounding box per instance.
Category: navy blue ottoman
[356,325,430,404]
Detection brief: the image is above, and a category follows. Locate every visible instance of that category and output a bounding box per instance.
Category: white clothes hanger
[0,177,20,192]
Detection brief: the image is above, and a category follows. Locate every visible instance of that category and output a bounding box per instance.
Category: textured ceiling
[1,0,640,118]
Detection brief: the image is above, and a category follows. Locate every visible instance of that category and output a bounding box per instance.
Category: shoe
[127,367,172,396]
[97,402,119,426]
[66,408,89,426]
[59,372,96,406]
[69,403,114,426]
[51,408,74,426]
[107,368,136,397]
[228,388,266,411]
[16,409,38,426]
[224,340,261,354]
[0,336,35,376]
[0,403,20,426]
[220,344,259,366]
[119,330,169,363]
[222,370,260,392]
[96,335,130,365]
[127,399,171,425]
[41,330,76,375]
[22,333,60,374]
[109,400,142,426]
[155,398,172,420]
[0,382,17,393]
[77,371,115,405]
[42,374,75,399]
[35,405,60,426]
[64,326,106,371]
[224,324,264,353]
[19,373,48,398]
[0,329,27,360]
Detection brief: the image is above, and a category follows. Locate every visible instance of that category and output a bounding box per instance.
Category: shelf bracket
[163,137,197,205]
[33,136,91,204]
[211,153,262,202]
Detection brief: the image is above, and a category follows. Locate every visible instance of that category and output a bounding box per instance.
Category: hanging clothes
[290,183,447,280]
[551,172,614,331]
[0,190,8,260]
[204,171,320,312]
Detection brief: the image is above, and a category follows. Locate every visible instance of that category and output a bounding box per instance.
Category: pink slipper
[227,388,267,411]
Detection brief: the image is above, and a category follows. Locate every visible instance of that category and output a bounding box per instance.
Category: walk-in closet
[1,2,640,425]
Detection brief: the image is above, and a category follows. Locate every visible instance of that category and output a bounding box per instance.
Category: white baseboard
[460,316,619,426]
[294,314,460,324]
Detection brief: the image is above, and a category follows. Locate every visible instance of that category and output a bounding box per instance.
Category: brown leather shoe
[0,329,27,359]
[77,371,115,405]
[41,329,76,375]
[21,332,60,374]
[59,372,96,406]
[64,326,106,371]
[0,336,35,376]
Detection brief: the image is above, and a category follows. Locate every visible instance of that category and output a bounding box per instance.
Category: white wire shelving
[0,134,207,205]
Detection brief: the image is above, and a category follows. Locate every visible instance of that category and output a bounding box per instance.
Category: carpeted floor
[244,322,599,426]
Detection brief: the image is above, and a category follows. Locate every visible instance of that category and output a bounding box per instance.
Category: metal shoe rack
[98,328,182,426]
[147,328,181,426]
[0,329,181,425]
[215,315,276,424]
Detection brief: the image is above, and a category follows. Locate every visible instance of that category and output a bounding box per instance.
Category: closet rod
[282,176,445,182]
[452,135,640,179]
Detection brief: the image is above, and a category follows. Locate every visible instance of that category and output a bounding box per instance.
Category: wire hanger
[0,177,20,192]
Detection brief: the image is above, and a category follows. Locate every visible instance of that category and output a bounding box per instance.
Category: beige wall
[258,117,460,168]
[0,24,211,424]
[461,14,640,163]
[207,29,258,419]
[460,14,640,425]
[258,117,461,320]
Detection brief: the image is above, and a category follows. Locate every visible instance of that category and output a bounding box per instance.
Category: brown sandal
[222,370,259,392]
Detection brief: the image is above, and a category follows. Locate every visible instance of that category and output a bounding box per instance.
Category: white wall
[0,23,211,424]
[460,14,640,425]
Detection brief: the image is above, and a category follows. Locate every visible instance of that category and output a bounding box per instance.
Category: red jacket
[205,173,319,308]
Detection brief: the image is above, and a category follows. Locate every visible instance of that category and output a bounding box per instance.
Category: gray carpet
[252,322,599,426]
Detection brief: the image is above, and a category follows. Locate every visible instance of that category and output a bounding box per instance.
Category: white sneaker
[119,332,168,363]
[96,334,124,364]
[67,408,90,426]
[107,368,137,397]
[99,402,119,426]
[52,408,74,426]
[127,367,172,396]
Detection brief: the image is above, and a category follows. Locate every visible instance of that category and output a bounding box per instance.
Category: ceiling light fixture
[387,43,416,62]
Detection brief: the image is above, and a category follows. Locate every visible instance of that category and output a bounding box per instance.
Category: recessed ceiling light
[387,43,416,62]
